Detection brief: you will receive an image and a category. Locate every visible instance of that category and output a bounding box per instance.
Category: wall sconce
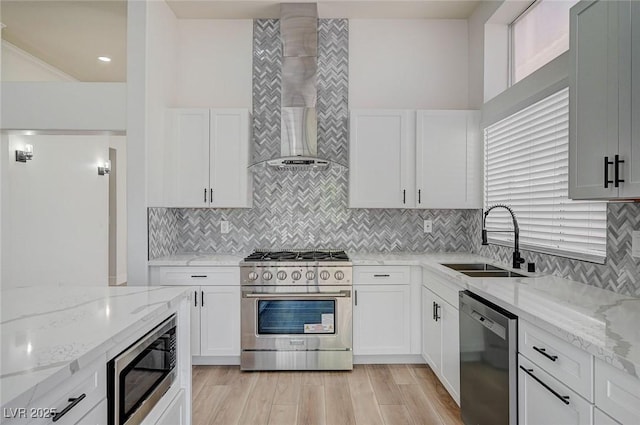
[98,160,111,176]
[15,144,34,162]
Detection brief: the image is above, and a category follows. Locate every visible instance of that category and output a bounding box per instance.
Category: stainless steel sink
[441,263,527,278]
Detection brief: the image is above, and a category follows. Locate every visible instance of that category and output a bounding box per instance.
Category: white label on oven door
[304,314,334,333]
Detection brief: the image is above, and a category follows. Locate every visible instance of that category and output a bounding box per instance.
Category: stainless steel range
[240,250,353,371]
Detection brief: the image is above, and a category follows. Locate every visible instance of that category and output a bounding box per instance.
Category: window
[510,0,579,84]
[484,88,607,263]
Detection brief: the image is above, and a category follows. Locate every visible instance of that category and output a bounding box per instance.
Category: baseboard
[353,354,425,364]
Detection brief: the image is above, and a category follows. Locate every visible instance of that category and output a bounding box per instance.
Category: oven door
[241,286,352,351]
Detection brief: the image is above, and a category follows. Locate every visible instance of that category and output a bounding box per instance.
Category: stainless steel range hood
[266,3,329,171]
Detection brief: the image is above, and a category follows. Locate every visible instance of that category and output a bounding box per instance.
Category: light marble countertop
[146,251,640,378]
[0,285,189,410]
[148,253,246,266]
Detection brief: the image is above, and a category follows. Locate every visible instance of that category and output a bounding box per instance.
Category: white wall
[468,1,502,108]
[175,19,253,108]
[146,0,179,207]
[2,134,110,287]
[349,19,469,109]
[1,82,126,131]
[1,41,76,82]
[110,135,128,285]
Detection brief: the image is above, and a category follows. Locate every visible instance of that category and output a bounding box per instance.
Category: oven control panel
[241,266,352,285]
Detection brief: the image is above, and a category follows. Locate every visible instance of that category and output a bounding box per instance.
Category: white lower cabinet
[353,284,411,355]
[200,286,241,356]
[595,358,640,424]
[76,399,106,425]
[154,390,186,425]
[519,355,593,425]
[594,408,621,425]
[421,284,460,404]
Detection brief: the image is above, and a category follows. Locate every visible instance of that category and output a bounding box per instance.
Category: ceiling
[0,0,481,83]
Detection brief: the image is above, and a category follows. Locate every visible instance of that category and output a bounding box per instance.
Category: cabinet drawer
[153,267,239,285]
[27,356,106,425]
[353,266,411,285]
[594,407,621,425]
[595,358,640,424]
[518,354,592,425]
[422,269,461,307]
[519,320,593,401]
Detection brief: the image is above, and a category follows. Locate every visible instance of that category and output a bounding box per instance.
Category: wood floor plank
[322,371,350,386]
[366,364,403,405]
[238,372,279,425]
[379,405,413,425]
[348,365,385,425]
[301,371,324,386]
[388,364,418,385]
[398,384,444,425]
[267,405,298,425]
[193,385,230,425]
[324,380,356,425]
[210,371,258,425]
[273,372,302,406]
[409,365,462,425]
[297,385,326,425]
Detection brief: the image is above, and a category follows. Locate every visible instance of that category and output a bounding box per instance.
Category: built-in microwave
[108,314,177,425]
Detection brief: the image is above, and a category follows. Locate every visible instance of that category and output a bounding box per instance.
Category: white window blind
[484,87,607,263]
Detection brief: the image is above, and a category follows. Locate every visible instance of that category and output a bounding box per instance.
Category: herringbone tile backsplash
[148,19,640,296]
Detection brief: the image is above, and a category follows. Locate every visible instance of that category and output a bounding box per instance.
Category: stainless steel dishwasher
[459,290,518,425]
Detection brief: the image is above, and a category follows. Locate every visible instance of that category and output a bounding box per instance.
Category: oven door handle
[243,290,351,298]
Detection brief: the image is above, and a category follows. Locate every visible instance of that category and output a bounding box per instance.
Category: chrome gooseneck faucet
[482,204,525,269]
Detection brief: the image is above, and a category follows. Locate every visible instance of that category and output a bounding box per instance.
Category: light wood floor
[192,364,463,425]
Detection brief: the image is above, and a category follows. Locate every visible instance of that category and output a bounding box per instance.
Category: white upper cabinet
[416,110,481,209]
[349,109,481,209]
[349,110,414,208]
[166,108,252,208]
[570,0,640,199]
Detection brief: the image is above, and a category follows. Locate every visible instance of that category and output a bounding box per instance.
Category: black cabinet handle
[614,154,625,187]
[210,188,213,202]
[204,188,207,203]
[520,366,570,405]
[373,274,390,278]
[418,189,421,204]
[434,303,441,322]
[51,393,86,422]
[533,346,558,362]
[194,290,198,307]
[191,275,207,278]
[355,290,358,306]
[201,291,204,307]
[432,301,437,321]
[403,189,406,204]
[604,156,614,188]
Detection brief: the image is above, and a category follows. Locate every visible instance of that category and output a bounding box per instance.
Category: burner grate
[244,250,349,262]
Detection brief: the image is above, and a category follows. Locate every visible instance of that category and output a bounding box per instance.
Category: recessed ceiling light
[98,56,111,63]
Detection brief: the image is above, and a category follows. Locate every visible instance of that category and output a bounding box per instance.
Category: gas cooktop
[243,250,349,262]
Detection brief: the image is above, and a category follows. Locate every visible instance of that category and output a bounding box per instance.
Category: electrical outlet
[632,231,640,258]
[423,220,433,234]
[220,220,230,234]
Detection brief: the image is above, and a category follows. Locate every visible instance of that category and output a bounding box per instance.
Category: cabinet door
[349,110,414,208]
[519,355,593,425]
[190,288,201,356]
[167,109,211,207]
[75,398,107,425]
[209,109,252,207]
[416,110,481,209]
[620,1,640,198]
[421,286,441,371]
[569,0,621,199]
[440,300,460,404]
[353,284,411,355]
[200,286,241,356]
[155,390,186,425]
[594,408,621,425]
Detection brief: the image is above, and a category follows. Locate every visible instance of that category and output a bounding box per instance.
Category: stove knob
[248,271,259,281]
[277,271,287,280]
[334,271,345,281]
[292,271,302,280]
[262,271,273,281]
[305,271,316,280]
[319,270,331,281]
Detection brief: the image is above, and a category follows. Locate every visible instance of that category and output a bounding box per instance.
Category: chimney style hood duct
[267,3,329,171]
